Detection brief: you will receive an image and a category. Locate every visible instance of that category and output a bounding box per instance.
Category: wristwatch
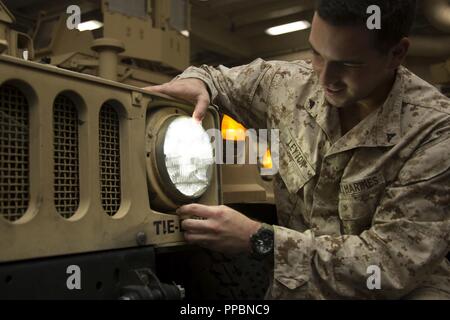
[249,223,274,260]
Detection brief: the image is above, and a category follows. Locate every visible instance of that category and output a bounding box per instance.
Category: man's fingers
[143,80,210,122]
[183,232,213,247]
[176,204,217,219]
[143,83,183,99]
[192,96,209,123]
[192,111,203,124]
[143,84,164,93]
[181,218,211,234]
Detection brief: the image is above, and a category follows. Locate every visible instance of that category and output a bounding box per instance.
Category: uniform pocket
[275,274,308,290]
[271,271,309,299]
[338,174,385,235]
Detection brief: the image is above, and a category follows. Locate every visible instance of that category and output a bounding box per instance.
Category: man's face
[309,13,393,108]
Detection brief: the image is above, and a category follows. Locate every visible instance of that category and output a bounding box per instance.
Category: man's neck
[357,72,397,114]
[339,72,397,135]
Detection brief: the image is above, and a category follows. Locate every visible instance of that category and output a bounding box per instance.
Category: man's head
[309,0,417,108]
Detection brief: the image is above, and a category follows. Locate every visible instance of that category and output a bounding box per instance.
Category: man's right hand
[143,78,210,123]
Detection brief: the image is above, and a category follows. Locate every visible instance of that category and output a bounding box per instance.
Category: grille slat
[0,85,30,222]
[99,103,121,216]
[53,95,80,219]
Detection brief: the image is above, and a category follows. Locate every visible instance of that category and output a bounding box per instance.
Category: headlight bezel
[145,105,220,211]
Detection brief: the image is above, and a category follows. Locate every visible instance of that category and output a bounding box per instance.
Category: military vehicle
[0,0,276,299]
[1,0,449,300]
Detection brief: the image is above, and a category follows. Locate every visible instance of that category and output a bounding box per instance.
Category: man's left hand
[177,204,261,255]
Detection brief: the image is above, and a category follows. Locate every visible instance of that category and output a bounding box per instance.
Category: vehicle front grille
[99,103,121,216]
[53,95,80,219]
[0,85,30,222]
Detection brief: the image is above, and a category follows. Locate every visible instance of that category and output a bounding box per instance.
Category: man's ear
[388,37,410,69]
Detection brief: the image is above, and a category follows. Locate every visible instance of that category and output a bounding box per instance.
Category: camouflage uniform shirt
[177,58,450,299]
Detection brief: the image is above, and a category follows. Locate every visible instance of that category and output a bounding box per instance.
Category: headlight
[156,116,214,200]
[146,106,220,211]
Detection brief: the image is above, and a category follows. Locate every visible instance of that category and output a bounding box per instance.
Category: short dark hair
[316,0,417,52]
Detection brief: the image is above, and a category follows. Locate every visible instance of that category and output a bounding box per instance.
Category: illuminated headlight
[157,116,214,199]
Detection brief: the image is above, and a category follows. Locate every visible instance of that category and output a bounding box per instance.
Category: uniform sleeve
[176,58,276,130]
[270,130,450,299]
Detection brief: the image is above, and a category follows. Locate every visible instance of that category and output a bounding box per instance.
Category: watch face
[253,228,274,256]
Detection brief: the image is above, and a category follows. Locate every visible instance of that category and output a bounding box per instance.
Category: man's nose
[319,62,339,87]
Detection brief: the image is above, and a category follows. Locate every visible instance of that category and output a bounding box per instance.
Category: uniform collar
[304,67,405,156]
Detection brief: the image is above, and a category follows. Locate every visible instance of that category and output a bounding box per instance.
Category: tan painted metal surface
[0,55,221,262]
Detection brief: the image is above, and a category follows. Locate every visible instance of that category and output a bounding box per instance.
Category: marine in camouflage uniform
[176,58,450,299]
